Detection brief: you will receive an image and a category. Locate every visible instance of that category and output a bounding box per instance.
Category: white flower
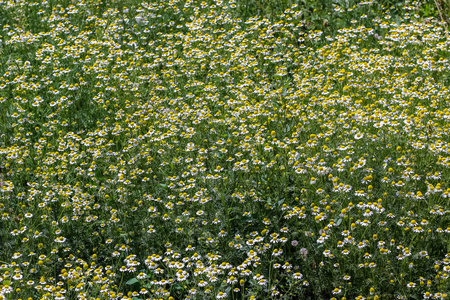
[354,132,364,139]
[299,248,308,259]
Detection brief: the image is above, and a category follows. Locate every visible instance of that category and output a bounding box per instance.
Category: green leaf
[174,283,183,290]
[240,216,254,223]
[126,278,139,285]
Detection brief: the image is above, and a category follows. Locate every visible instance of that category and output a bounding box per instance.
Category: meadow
[0,0,449,299]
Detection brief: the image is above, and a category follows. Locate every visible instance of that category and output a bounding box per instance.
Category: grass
[0,0,449,299]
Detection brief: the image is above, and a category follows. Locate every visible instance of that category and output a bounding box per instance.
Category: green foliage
[0,0,450,299]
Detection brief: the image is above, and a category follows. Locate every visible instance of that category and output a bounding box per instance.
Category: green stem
[268,256,274,293]
[117,271,124,291]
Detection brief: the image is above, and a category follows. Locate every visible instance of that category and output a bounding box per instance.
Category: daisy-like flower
[332,288,341,294]
[354,132,364,139]
[12,273,23,280]
[198,280,208,287]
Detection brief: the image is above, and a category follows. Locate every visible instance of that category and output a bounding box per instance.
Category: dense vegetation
[0,0,449,299]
